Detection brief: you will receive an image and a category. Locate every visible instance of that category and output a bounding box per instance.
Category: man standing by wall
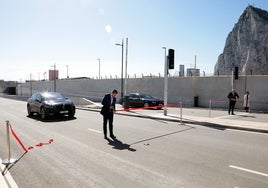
[227,89,239,115]
[243,91,250,112]
[100,89,118,139]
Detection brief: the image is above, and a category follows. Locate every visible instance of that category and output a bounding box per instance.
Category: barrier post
[2,121,17,165]
[209,99,212,118]
[179,101,184,125]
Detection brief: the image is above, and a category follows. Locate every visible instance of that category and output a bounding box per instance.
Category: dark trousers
[103,112,114,136]
[228,101,236,114]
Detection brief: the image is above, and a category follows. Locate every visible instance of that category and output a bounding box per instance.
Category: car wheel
[27,105,33,116]
[40,107,47,120]
[144,102,149,108]
[68,110,75,118]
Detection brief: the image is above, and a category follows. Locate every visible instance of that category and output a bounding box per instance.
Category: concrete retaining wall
[17,75,268,112]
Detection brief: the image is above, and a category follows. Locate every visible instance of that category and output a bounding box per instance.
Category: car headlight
[44,102,54,108]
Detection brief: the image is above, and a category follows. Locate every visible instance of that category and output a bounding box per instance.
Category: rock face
[214,6,268,75]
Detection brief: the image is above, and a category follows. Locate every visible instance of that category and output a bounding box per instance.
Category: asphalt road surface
[0,97,267,188]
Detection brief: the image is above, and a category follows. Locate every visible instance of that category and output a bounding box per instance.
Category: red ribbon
[9,123,28,152]
[8,123,54,152]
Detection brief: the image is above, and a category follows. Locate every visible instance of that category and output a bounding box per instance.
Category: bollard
[2,121,17,165]
[179,101,184,125]
[209,99,212,118]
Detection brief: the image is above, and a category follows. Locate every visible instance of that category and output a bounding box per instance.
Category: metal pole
[66,65,69,79]
[194,55,197,96]
[231,70,234,89]
[54,63,56,92]
[30,73,32,96]
[163,47,168,116]
[97,59,100,79]
[20,78,22,96]
[2,121,16,165]
[6,121,11,161]
[124,37,128,96]
[115,39,124,99]
[180,101,183,125]
[121,39,124,98]
[209,99,212,118]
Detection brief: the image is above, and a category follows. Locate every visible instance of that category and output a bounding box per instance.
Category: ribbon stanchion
[2,121,17,166]
[1,121,54,175]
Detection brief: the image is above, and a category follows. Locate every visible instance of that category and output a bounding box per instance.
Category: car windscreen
[42,93,65,101]
[140,94,153,99]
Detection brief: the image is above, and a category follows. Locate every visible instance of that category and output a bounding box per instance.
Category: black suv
[27,92,76,120]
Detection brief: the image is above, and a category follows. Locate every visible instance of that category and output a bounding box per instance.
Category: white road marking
[87,128,102,134]
[229,165,268,177]
[0,159,19,188]
[227,129,268,135]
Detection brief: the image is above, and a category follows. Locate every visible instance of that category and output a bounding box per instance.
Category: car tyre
[68,110,75,118]
[144,102,149,108]
[40,107,47,120]
[27,105,33,116]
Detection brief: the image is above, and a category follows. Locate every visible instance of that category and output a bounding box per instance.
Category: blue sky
[0,0,267,81]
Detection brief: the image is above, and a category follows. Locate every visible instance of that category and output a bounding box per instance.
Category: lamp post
[124,37,128,96]
[97,58,100,79]
[115,39,124,98]
[50,63,56,92]
[66,65,69,79]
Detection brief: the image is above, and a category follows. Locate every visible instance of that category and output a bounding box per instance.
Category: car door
[29,94,37,112]
[129,94,140,106]
[33,94,42,113]
[129,94,142,107]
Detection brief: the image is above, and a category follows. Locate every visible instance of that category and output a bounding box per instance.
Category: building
[186,68,200,77]
[49,70,59,81]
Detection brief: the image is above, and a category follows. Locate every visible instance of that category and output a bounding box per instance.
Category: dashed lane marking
[229,165,268,177]
[87,128,102,134]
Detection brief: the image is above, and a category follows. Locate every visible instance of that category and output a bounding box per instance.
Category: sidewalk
[78,104,268,134]
[0,160,19,188]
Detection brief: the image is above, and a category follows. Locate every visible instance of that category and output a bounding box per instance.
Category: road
[0,97,267,188]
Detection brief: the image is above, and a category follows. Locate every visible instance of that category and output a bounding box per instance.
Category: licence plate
[59,110,68,114]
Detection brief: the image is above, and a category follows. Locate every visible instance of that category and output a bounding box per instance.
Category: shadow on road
[130,126,195,146]
[27,115,77,122]
[106,138,136,152]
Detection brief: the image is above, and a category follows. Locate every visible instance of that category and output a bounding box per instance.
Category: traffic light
[168,49,174,69]
[234,66,238,79]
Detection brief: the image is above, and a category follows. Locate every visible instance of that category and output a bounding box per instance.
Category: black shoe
[104,135,108,139]
[110,135,116,139]
[231,113,235,115]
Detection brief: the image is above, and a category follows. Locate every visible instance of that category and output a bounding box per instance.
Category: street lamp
[50,63,56,92]
[115,39,124,98]
[66,65,69,79]
[124,37,128,96]
[97,58,100,79]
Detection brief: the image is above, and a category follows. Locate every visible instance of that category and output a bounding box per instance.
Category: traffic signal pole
[163,47,168,116]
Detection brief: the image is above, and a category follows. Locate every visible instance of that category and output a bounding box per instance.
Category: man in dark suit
[227,89,239,115]
[100,89,118,139]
